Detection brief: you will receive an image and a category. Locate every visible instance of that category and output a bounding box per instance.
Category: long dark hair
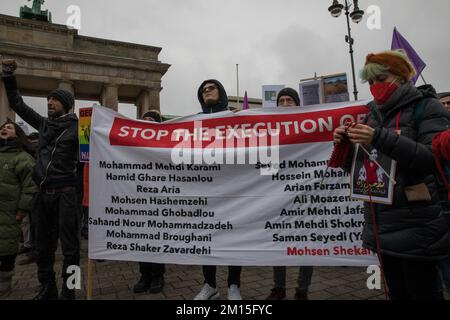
[0,121,34,156]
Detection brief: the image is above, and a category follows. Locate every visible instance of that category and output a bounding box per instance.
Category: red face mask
[370,82,399,105]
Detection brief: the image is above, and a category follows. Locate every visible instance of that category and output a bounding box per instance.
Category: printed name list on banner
[89,102,379,266]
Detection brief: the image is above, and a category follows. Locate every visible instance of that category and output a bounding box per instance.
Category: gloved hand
[329,123,355,168]
[1,59,17,75]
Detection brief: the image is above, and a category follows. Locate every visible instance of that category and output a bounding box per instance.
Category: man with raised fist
[1,59,80,300]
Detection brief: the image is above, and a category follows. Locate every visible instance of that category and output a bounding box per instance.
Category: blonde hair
[360,63,389,83]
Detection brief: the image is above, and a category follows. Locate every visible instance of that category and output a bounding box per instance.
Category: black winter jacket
[359,83,450,260]
[2,74,79,189]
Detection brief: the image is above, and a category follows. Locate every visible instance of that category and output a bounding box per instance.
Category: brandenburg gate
[0,12,170,123]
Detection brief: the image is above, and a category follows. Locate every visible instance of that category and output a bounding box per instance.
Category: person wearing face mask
[0,121,37,297]
[333,50,450,300]
[1,59,80,300]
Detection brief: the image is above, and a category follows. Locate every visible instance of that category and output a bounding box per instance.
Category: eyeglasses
[202,84,218,94]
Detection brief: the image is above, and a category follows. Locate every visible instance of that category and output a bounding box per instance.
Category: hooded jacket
[197,79,229,114]
[0,139,37,255]
[2,74,79,189]
[359,83,450,260]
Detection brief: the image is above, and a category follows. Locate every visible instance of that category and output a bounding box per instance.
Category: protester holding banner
[0,121,37,297]
[1,59,80,300]
[133,109,166,294]
[193,79,242,300]
[142,110,163,123]
[275,87,301,107]
[266,88,313,300]
[197,79,230,114]
[333,50,450,300]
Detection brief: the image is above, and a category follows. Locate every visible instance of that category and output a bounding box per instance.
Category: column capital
[58,80,75,95]
[102,83,119,90]
[136,87,161,118]
[59,79,74,86]
[137,86,162,99]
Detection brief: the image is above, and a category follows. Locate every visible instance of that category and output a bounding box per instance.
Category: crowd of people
[0,49,449,300]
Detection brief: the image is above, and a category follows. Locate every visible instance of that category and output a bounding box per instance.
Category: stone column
[136,87,161,119]
[101,84,118,111]
[0,81,15,123]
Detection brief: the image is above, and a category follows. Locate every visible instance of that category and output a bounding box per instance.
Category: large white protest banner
[89,102,378,266]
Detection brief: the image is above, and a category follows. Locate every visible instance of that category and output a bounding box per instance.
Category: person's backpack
[413,98,426,128]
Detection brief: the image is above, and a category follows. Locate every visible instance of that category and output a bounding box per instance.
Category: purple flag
[242,91,249,110]
[391,27,426,84]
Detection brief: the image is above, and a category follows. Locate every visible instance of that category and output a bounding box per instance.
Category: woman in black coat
[333,50,450,300]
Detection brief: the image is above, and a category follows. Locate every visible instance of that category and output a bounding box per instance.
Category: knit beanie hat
[438,92,450,100]
[47,89,75,111]
[142,110,162,123]
[365,50,416,82]
[277,88,300,106]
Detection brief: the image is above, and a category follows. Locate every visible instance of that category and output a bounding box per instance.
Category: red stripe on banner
[109,106,368,149]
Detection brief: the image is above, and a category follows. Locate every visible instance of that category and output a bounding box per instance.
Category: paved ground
[3,239,449,300]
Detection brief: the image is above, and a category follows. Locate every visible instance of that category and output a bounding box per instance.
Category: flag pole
[236,64,240,109]
[87,258,93,300]
[420,73,427,85]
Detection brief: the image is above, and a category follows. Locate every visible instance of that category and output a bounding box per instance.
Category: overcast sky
[2,0,450,128]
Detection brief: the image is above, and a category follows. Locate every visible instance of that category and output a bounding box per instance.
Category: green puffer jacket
[0,139,37,256]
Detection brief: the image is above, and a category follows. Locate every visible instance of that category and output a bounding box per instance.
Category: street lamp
[328,0,364,101]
